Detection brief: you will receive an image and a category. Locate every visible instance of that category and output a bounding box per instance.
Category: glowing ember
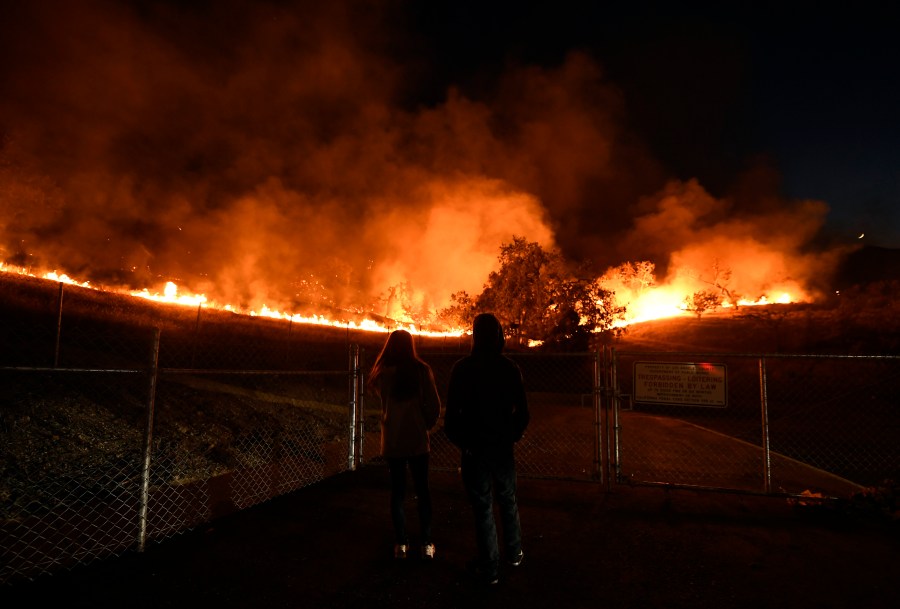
[44,271,91,287]
[723,294,791,307]
[250,304,460,337]
[0,263,93,289]
[131,281,208,307]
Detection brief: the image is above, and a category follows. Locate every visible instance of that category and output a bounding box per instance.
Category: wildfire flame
[2,258,804,339]
[131,281,207,307]
[0,262,463,337]
[605,273,806,328]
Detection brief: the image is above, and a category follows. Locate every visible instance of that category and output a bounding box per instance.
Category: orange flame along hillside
[0,260,805,338]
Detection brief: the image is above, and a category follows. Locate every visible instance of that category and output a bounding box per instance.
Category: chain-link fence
[3,279,899,584]
[611,351,900,496]
[360,350,602,481]
[1,283,359,584]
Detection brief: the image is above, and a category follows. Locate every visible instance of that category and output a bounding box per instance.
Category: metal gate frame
[605,347,898,498]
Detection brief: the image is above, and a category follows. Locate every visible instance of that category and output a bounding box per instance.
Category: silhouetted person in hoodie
[445,313,529,585]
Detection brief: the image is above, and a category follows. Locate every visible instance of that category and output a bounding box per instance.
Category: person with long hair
[369,329,441,560]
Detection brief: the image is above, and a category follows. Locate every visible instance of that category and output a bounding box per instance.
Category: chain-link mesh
[0,276,68,368]
[4,278,899,585]
[508,353,598,480]
[149,369,352,522]
[763,356,900,493]
[147,304,361,372]
[361,351,600,481]
[1,366,353,584]
[1,295,356,586]
[611,351,900,496]
[1,369,149,583]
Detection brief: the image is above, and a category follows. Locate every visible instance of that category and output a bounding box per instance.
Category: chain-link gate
[360,351,603,482]
[609,350,900,497]
[359,346,898,495]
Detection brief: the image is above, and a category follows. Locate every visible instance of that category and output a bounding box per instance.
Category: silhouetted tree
[444,237,626,348]
[436,290,477,330]
[683,290,721,318]
[684,259,740,306]
[604,260,656,294]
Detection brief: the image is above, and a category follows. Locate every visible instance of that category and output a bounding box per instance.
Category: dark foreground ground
[3,465,898,609]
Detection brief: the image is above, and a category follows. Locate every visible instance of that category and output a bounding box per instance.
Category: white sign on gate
[633,361,727,407]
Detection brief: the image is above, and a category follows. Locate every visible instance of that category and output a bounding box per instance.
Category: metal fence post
[592,349,602,483]
[357,352,366,465]
[759,356,772,494]
[190,303,202,368]
[610,347,622,488]
[138,328,161,552]
[604,346,614,491]
[348,343,360,471]
[284,317,293,367]
[54,282,64,367]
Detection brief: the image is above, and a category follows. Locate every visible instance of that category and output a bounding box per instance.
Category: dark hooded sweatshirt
[444,315,529,457]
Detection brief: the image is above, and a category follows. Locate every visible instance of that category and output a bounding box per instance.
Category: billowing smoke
[607,179,843,319]
[0,1,839,322]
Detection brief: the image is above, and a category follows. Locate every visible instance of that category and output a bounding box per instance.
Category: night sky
[1,1,898,313]
[408,1,900,246]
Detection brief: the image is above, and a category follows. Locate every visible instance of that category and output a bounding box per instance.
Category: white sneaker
[508,550,524,567]
[422,543,436,559]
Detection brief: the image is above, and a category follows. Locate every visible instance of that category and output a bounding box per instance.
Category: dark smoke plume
[0,1,838,320]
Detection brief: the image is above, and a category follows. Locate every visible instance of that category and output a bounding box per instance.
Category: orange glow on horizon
[0,262,464,337]
[1,260,806,338]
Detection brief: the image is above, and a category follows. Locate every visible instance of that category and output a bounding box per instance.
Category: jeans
[460,450,522,574]
[387,454,432,545]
